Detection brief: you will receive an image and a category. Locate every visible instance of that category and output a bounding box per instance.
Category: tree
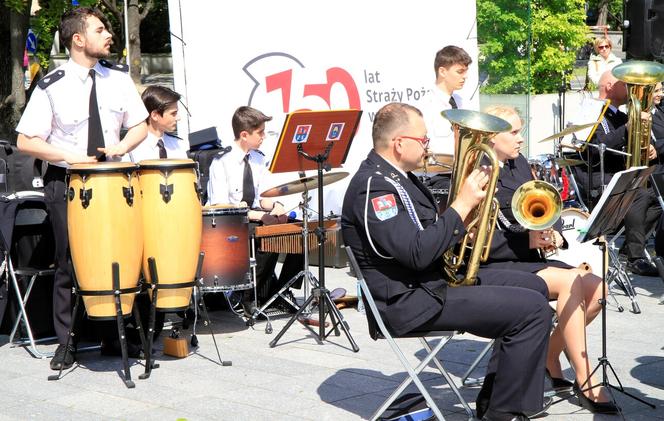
[0,0,30,142]
[101,0,154,83]
[477,0,588,94]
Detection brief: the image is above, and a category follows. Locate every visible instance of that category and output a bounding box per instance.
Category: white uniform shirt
[421,85,464,155]
[15,59,147,167]
[129,131,189,162]
[207,143,270,208]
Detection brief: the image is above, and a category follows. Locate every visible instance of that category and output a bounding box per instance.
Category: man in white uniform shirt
[130,85,189,162]
[420,46,472,209]
[208,106,302,316]
[15,7,148,370]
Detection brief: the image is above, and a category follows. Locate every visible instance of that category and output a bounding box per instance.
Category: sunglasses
[597,45,610,50]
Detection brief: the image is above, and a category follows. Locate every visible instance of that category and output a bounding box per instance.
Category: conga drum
[200,205,252,291]
[138,159,201,311]
[67,162,143,319]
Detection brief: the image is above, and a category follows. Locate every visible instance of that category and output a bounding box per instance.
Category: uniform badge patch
[372,194,398,221]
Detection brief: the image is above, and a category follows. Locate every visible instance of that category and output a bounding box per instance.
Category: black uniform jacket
[485,154,570,271]
[341,150,466,336]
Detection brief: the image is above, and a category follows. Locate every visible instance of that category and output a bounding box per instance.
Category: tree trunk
[596,0,610,27]
[128,0,143,83]
[0,6,29,142]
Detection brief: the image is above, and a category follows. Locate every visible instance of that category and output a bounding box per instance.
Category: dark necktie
[241,154,255,207]
[87,69,105,161]
[449,95,458,109]
[157,138,167,159]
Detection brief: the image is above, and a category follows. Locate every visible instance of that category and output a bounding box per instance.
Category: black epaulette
[252,149,265,156]
[166,132,182,140]
[217,145,232,158]
[99,59,129,73]
[37,70,65,89]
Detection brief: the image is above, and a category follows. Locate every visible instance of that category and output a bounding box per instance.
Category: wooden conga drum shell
[139,159,201,311]
[200,205,251,291]
[67,162,143,319]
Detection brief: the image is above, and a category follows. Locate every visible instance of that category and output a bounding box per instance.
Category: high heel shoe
[545,368,574,393]
[573,381,619,414]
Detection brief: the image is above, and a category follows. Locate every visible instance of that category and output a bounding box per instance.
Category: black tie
[241,154,255,207]
[87,69,106,161]
[157,138,167,159]
[449,95,458,109]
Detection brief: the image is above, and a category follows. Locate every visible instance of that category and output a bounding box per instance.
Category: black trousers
[623,187,661,260]
[418,268,551,416]
[43,166,73,344]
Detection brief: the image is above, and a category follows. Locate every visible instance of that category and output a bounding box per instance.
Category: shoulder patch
[372,194,398,221]
[99,59,129,73]
[37,70,65,89]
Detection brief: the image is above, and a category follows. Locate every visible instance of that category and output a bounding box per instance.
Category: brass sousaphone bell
[611,61,664,168]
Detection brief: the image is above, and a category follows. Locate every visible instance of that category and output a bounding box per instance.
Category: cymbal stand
[269,145,359,351]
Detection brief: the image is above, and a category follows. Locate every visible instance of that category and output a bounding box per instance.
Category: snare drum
[556,208,602,276]
[67,163,143,319]
[139,159,201,311]
[200,205,252,292]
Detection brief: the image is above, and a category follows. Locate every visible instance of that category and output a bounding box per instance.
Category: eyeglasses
[597,45,610,50]
[399,135,430,149]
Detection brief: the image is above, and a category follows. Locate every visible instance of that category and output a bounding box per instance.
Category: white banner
[168,0,479,214]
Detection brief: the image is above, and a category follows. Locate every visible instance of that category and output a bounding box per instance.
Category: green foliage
[477,0,588,94]
[4,0,28,13]
[586,0,623,26]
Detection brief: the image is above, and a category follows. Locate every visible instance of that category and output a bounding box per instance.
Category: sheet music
[562,96,607,143]
[579,166,654,243]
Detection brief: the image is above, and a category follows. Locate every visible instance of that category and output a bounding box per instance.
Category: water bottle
[356,280,365,313]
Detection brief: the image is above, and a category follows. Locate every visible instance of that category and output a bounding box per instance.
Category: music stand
[576,165,656,412]
[267,110,361,351]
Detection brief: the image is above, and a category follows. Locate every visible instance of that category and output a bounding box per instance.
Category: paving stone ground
[1,264,663,420]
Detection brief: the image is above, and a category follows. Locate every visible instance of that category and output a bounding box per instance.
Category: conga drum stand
[48,263,147,389]
[140,253,230,380]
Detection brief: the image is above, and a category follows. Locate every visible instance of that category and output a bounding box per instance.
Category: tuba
[611,61,664,168]
[441,109,512,286]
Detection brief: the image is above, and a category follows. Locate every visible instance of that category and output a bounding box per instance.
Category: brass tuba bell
[611,61,664,168]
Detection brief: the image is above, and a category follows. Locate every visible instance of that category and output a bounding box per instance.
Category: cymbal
[416,153,454,174]
[260,171,349,197]
[553,157,585,167]
[537,121,600,143]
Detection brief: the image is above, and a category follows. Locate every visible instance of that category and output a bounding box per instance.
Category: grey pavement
[1,264,663,421]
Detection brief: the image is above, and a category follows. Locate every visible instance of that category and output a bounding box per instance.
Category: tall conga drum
[138,159,201,311]
[67,162,143,319]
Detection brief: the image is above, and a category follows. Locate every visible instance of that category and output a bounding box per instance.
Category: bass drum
[556,208,602,277]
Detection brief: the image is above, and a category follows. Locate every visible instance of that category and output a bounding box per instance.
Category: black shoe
[573,381,619,414]
[481,410,529,421]
[545,369,574,393]
[50,344,76,370]
[100,338,143,359]
[626,258,658,276]
[241,301,258,318]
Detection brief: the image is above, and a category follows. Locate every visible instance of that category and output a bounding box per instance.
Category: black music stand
[574,165,656,412]
[268,110,361,351]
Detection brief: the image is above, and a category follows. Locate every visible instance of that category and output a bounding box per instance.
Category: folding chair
[345,247,474,421]
[0,193,56,358]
